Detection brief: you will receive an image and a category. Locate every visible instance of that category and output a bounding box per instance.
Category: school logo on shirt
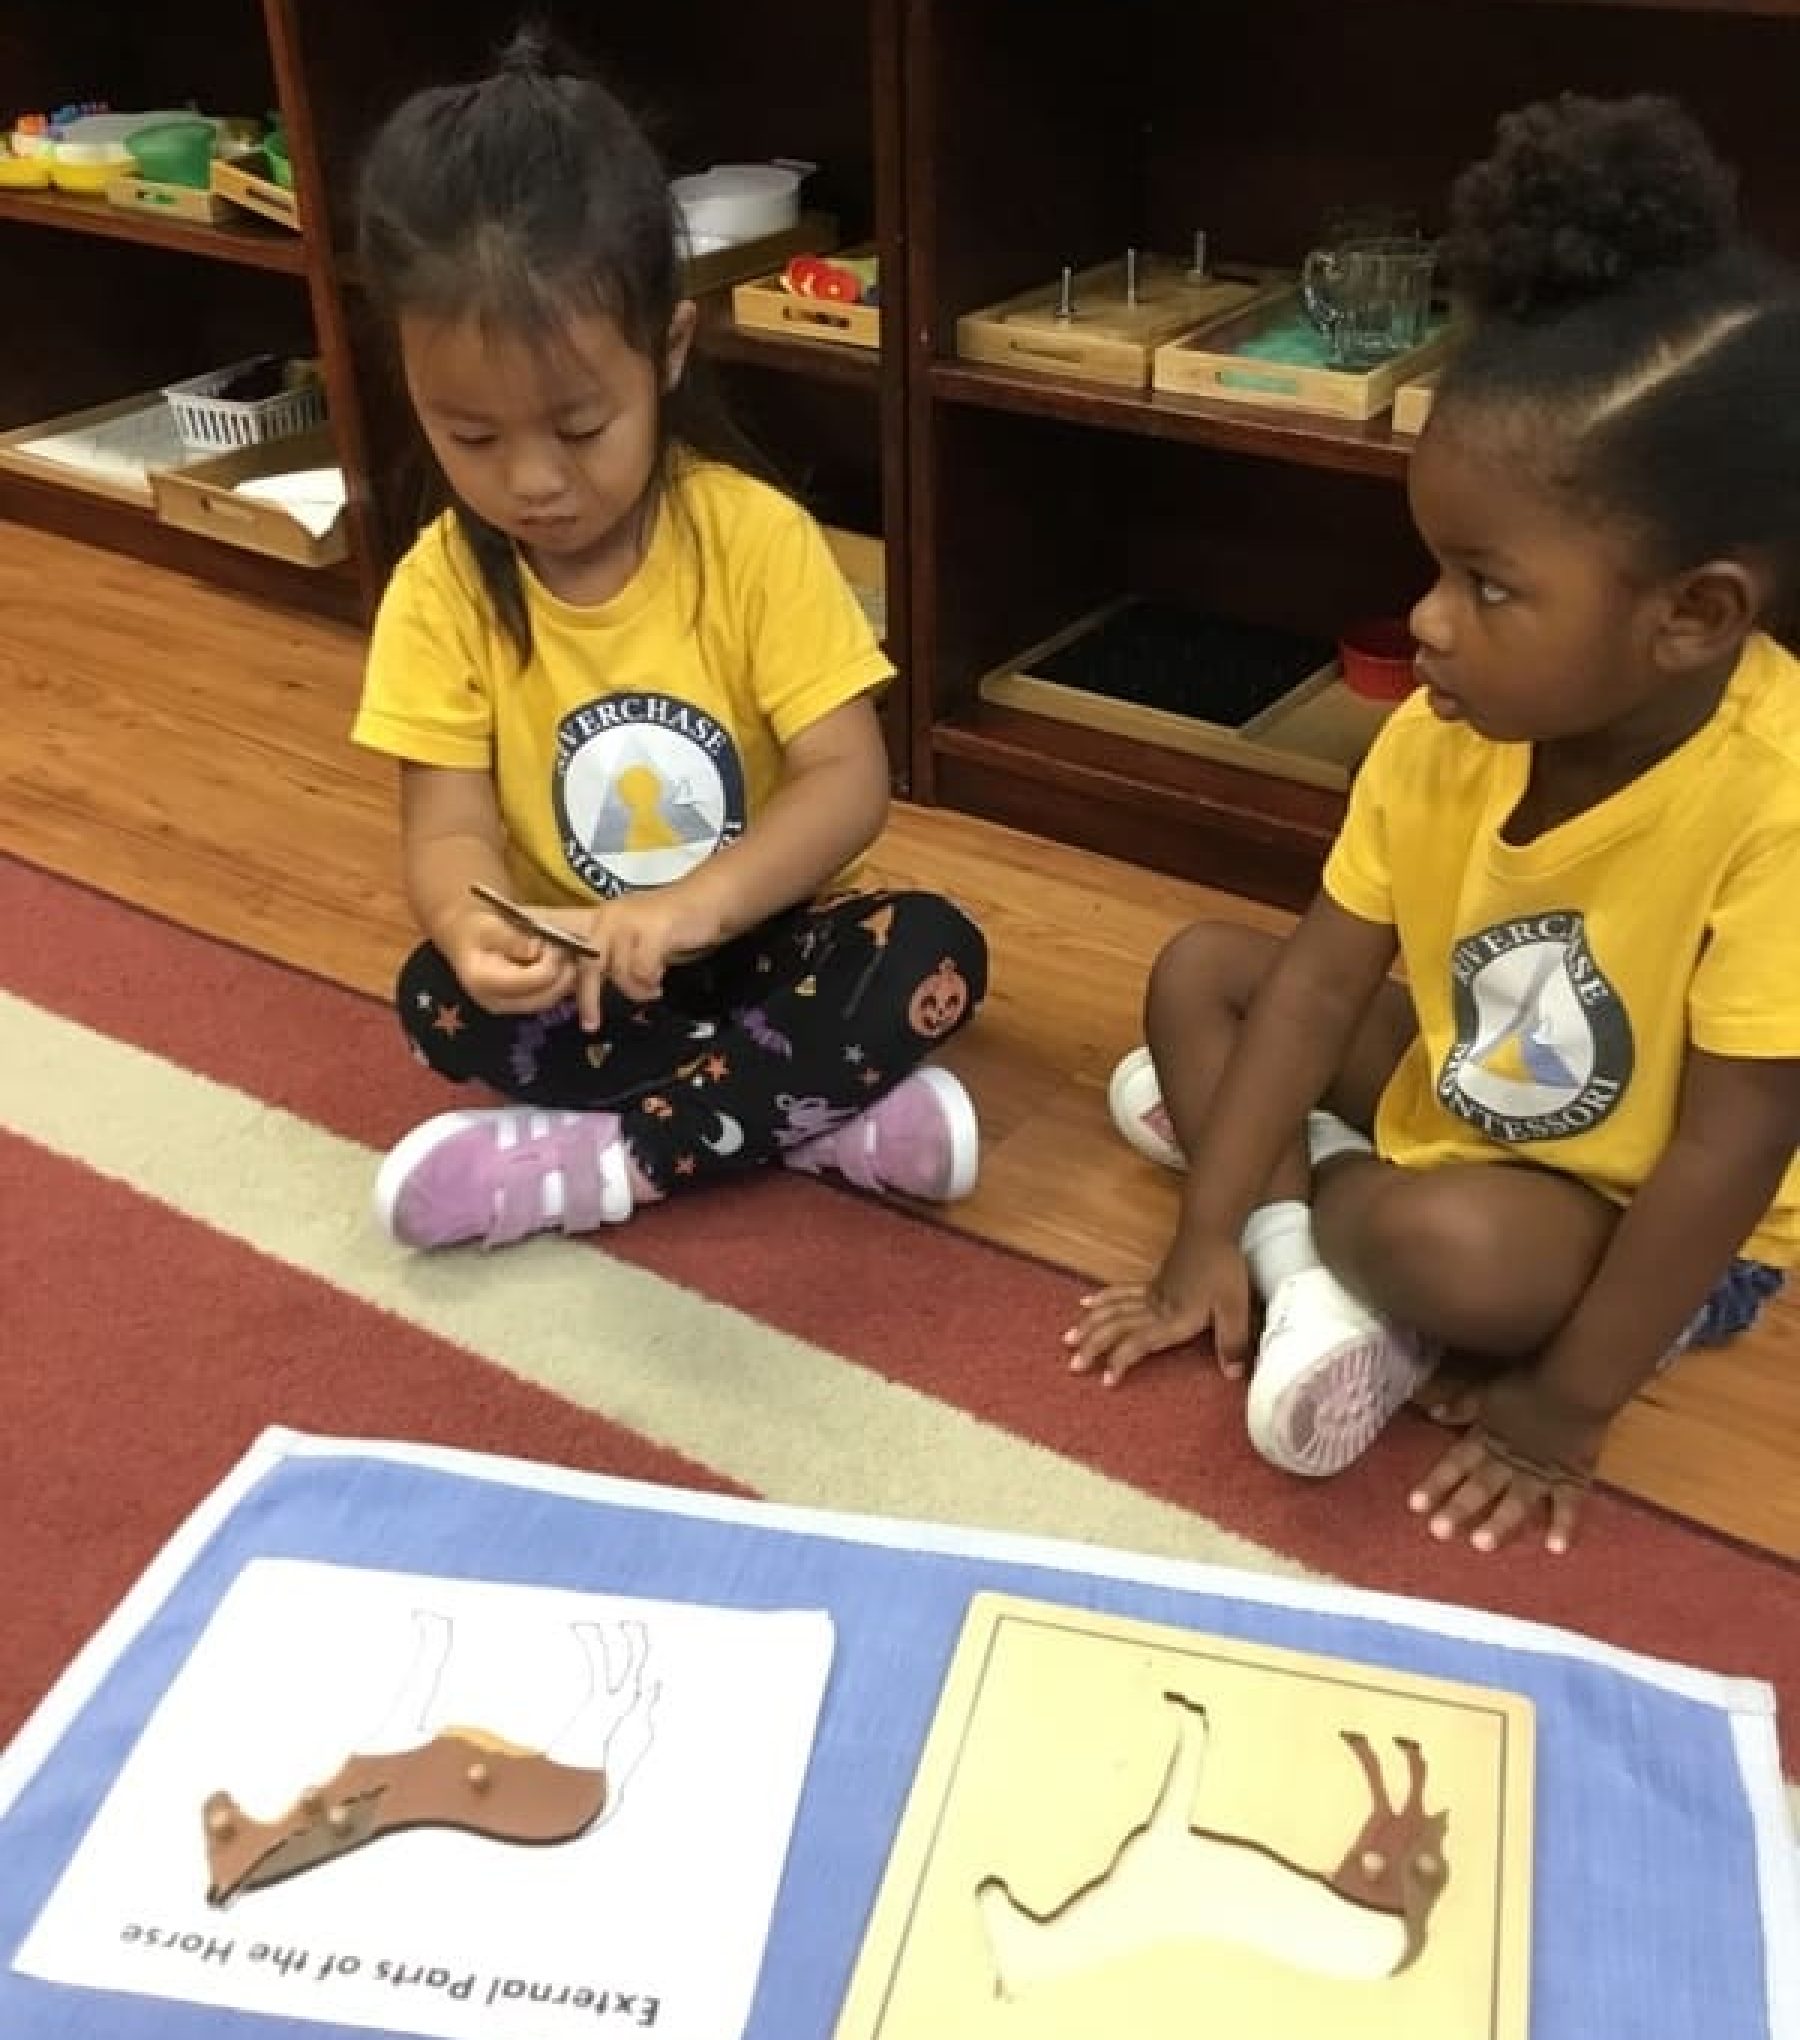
[1437,911,1634,1143]
[552,692,747,897]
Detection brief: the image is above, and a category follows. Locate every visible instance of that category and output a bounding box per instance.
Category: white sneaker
[1245,1266,1431,1477]
[1106,1047,1185,1171]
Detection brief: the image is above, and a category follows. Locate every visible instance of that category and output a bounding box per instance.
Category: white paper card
[15,1559,835,2040]
[236,465,347,539]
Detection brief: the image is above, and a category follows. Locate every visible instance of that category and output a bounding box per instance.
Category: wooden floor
[4,519,1796,1560]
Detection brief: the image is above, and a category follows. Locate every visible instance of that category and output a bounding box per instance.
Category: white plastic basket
[160,355,326,453]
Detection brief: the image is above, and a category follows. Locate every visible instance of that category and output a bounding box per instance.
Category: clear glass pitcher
[1300,236,1437,370]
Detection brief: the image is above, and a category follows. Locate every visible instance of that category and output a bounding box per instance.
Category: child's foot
[1245,1266,1432,1477]
[374,1107,635,1249]
[1106,1046,1184,1170]
[784,1067,979,1202]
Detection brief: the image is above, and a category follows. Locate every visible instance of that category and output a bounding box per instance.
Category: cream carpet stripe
[0,990,1313,1579]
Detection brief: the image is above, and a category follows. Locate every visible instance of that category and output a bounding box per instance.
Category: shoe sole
[1247,1325,1429,1479]
[1106,1047,1185,1171]
[912,1065,981,1201]
[371,1108,495,1243]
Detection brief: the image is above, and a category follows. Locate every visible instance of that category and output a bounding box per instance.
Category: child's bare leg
[1143,922,1414,1177]
[1072,921,1417,1405]
[1313,1158,1618,1363]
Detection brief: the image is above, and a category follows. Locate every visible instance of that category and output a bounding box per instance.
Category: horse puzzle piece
[203,1613,657,1904]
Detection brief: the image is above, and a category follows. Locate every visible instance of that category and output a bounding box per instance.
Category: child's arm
[399,763,575,1013]
[681,694,890,940]
[1415,1046,1800,1552]
[1070,895,1400,1383]
[547,695,890,1018]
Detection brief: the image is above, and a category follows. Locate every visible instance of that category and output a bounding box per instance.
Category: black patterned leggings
[395,889,988,1193]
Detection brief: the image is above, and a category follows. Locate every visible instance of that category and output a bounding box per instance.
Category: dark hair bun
[497,29,547,75]
[1444,93,1739,318]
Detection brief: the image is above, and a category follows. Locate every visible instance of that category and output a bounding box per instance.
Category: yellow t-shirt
[352,459,893,904]
[1323,633,1800,1265]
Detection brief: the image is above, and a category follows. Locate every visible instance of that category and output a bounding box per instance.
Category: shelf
[697,297,881,390]
[0,461,360,623]
[931,359,1412,481]
[0,189,308,276]
[1500,0,1800,12]
[929,699,1340,909]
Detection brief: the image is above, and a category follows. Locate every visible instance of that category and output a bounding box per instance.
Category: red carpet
[3,854,1796,1757]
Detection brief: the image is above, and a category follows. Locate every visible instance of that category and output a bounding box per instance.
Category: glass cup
[1300,235,1437,370]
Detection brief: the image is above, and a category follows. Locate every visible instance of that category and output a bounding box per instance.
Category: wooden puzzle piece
[203,1613,657,1904]
[468,883,604,960]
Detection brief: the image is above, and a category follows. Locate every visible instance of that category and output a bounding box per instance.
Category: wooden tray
[1390,366,1442,437]
[978,603,1392,792]
[683,211,837,297]
[957,257,1284,390]
[1153,289,1455,420]
[732,242,880,351]
[150,427,347,568]
[822,524,887,639]
[211,152,300,232]
[0,392,201,506]
[836,1593,1534,2040]
[107,175,232,225]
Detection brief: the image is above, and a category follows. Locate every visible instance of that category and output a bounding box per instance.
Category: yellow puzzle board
[836,1593,1534,2040]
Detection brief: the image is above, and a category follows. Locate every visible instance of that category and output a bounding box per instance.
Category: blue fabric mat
[0,1433,1791,2040]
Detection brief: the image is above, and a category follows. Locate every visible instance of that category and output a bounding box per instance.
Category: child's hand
[1408,1371,1609,1556]
[534,890,726,1024]
[1064,1235,1253,1387]
[447,900,576,1013]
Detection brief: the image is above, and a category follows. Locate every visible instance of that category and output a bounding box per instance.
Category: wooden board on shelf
[0,184,307,272]
[976,606,1391,792]
[1153,292,1456,421]
[956,257,1282,390]
[732,243,881,351]
[836,1592,1535,2040]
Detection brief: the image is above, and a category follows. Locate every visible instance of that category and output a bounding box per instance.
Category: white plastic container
[671,160,814,246]
[53,111,195,150]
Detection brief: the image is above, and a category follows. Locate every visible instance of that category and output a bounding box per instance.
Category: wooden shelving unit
[4,0,1794,892]
[697,295,883,390]
[901,0,1800,906]
[1,0,903,710]
[931,360,1411,481]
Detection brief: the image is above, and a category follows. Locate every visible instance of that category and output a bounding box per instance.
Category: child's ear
[1655,560,1761,673]
[665,300,698,391]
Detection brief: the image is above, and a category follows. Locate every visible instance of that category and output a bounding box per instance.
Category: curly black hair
[1432,93,1800,621]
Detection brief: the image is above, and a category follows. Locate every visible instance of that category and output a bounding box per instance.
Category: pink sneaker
[374,1107,635,1250]
[1106,1046,1184,1170]
[785,1067,979,1202]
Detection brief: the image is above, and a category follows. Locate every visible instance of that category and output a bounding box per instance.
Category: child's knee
[889,892,989,1030]
[394,941,468,1072]
[1147,920,1279,1030]
[1323,1168,1503,1297]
